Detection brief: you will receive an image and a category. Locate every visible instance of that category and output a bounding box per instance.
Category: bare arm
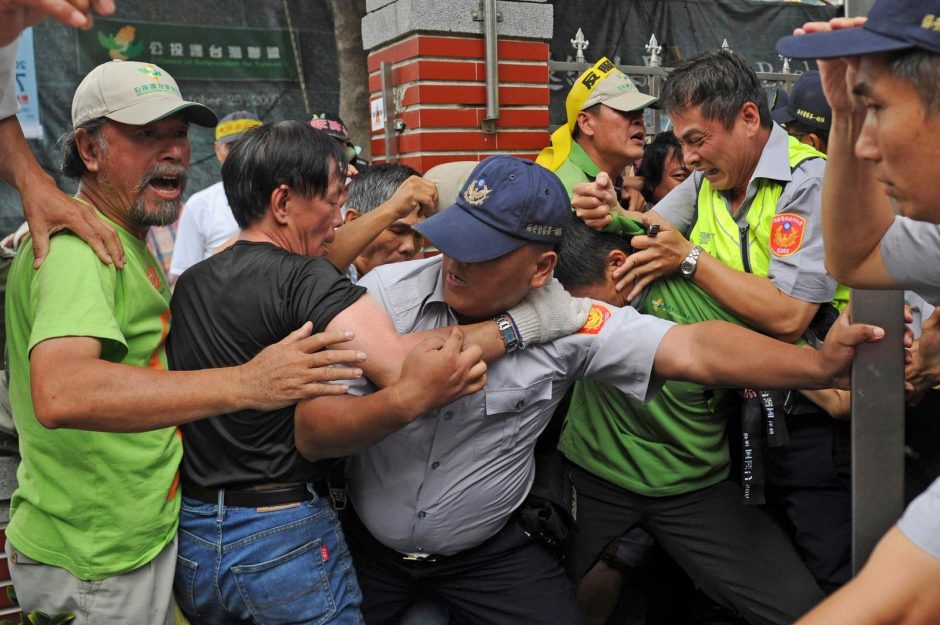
[324,176,437,271]
[29,324,365,431]
[653,309,884,390]
[0,115,124,268]
[796,526,940,625]
[295,328,487,461]
[1,0,116,45]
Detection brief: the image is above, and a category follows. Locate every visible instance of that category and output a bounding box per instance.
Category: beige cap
[72,60,217,128]
[581,69,657,113]
[423,161,479,214]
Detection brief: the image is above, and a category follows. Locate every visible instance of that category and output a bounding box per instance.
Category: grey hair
[660,50,771,130]
[887,50,940,115]
[345,163,420,215]
[59,117,109,180]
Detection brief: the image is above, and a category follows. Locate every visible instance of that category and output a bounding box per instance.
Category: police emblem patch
[577,304,612,335]
[769,213,806,257]
[463,178,492,206]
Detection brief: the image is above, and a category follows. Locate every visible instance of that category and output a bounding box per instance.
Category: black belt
[183,483,312,507]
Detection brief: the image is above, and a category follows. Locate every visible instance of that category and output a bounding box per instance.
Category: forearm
[0,115,55,193]
[656,322,832,390]
[800,388,851,419]
[33,358,245,431]
[692,253,817,342]
[823,112,896,286]
[295,387,413,460]
[325,205,402,271]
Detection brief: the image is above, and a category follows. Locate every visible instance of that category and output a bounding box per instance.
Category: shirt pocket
[476,375,554,461]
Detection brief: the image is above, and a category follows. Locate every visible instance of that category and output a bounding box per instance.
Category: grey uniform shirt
[346,255,674,556]
[654,124,837,304]
[899,475,940,560]
[881,217,940,307]
[0,40,20,118]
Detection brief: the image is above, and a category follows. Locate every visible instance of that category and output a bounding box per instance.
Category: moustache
[136,164,189,194]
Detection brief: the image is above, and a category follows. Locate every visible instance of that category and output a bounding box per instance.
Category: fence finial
[779,54,791,74]
[721,38,732,53]
[571,28,589,64]
[646,33,662,68]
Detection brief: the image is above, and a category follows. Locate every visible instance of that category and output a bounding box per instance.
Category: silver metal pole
[481,0,499,134]
[380,61,397,163]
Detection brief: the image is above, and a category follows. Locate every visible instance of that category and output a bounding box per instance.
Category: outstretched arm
[1,0,116,45]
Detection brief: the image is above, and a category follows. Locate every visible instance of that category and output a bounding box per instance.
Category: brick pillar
[362,0,552,173]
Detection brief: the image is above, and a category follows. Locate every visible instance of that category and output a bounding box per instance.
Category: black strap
[740,391,766,506]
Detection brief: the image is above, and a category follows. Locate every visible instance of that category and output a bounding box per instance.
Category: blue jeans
[175,486,363,625]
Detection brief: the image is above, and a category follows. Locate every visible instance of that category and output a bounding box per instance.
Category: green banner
[76,18,298,81]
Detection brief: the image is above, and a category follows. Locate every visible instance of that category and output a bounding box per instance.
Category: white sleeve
[650,173,700,235]
[881,217,940,307]
[899,476,940,561]
[0,40,20,118]
[169,196,206,277]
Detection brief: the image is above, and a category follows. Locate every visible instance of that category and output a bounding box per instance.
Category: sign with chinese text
[15,28,42,139]
[76,18,298,82]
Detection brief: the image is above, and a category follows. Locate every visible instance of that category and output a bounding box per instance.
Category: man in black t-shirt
[167,121,590,625]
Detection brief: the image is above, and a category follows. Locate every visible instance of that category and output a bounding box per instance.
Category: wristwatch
[680,246,704,280]
[494,313,521,352]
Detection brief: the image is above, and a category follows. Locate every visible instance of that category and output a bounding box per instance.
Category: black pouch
[518,449,577,549]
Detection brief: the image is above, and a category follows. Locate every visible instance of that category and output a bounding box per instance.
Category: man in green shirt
[536,57,655,201]
[554,216,824,625]
[3,60,368,624]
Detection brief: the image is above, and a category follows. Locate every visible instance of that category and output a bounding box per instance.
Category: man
[169,109,262,279]
[554,215,825,625]
[311,111,364,177]
[3,60,367,623]
[536,56,655,200]
[168,120,504,625]
[299,155,883,625]
[342,162,424,282]
[772,70,831,153]
[576,50,853,593]
[1,0,124,268]
[774,2,940,622]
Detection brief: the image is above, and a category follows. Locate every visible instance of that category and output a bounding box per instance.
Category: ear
[344,208,360,224]
[740,102,762,135]
[270,185,291,226]
[607,248,628,274]
[576,110,595,137]
[75,127,104,174]
[807,133,825,152]
[213,142,230,165]
[529,250,558,289]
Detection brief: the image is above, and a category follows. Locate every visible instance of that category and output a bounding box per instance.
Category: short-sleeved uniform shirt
[899,475,940,560]
[345,255,674,556]
[5,211,181,580]
[881,217,940,307]
[167,241,365,489]
[169,181,239,276]
[654,124,837,304]
[0,40,19,117]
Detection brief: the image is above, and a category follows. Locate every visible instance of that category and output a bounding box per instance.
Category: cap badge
[463,178,493,206]
[138,64,163,81]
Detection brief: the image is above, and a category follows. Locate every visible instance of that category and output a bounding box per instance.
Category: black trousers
[565,464,824,625]
[343,507,589,625]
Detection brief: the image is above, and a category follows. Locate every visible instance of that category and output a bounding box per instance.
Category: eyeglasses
[342,142,361,163]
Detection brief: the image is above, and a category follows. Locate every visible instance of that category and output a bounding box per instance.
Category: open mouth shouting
[139,164,188,202]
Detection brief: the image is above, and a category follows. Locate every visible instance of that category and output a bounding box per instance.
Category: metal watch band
[681,246,704,280]
[494,314,520,352]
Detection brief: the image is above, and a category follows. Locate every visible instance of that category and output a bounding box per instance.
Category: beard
[128,163,189,227]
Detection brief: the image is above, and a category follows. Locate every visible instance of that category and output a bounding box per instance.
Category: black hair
[555,214,633,290]
[636,131,684,203]
[886,49,940,115]
[345,162,420,215]
[222,120,347,228]
[660,50,771,130]
[58,117,109,180]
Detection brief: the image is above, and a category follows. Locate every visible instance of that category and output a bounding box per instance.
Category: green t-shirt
[559,218,752,496]
[5,212,182,580]
[552,141,601,200]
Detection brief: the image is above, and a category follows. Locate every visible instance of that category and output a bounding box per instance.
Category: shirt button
[431,461,440,469]
[418,511,427,519]
[442,411,453,421]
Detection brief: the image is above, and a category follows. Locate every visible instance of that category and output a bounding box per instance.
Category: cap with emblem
[71,60,217,128]
[423,161,478,214]
[771,71,831,131]
[537,57,656,172]
[415,156,569,263]
[777,0,940,59]
[215,110,263,144]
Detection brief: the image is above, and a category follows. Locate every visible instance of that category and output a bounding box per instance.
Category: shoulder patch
[769,213,806,257]
[577,304,612,335]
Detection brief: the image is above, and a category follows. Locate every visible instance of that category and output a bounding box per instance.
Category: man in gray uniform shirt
[774,0,940,623]
[300,155,884,625]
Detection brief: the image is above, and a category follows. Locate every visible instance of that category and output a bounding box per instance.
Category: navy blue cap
[777,0,940,59]
[415,156,569,263]
[771,71,831,130]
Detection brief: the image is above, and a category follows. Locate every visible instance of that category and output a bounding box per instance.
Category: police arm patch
[769,213,806,257]
[577,304,612,335]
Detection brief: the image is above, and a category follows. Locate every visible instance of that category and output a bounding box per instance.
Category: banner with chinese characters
[15,28,43,139]
[76,18,298,81]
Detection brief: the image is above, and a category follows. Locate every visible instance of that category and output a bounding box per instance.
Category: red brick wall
[368,34,550,173]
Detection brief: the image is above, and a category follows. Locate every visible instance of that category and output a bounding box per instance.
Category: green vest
[688,136,848,313]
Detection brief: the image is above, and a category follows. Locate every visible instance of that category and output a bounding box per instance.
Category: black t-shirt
[167,241,366,489]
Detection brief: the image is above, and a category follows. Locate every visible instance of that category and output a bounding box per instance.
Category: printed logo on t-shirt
[769,213,806,257]
[146,265,162,290]
[577,304,611,335]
